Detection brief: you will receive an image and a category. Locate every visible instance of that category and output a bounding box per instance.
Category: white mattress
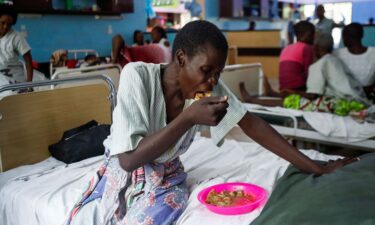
[245,103,375,142]
[0,135,339,225]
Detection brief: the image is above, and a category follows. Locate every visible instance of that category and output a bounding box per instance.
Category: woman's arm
[284,89,319,101]
[238,112,356,175]
[118,112,191,171]
[118,96,228,172]
[23,51,33,82]
[238,112,323,174]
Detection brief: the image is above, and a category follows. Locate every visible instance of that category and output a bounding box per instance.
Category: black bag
[48,120,110,164]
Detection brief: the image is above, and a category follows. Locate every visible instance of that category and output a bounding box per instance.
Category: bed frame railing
[0,75,117,172]
[0,74,117,114]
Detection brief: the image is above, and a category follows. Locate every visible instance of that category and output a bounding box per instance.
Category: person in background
[334,23,375,102]
[151,25,170,48]
[240,34,370,116]
[111,34,130,65]
[248,20,256,31]
[112,30,145,64]
[314,4,342,36]
[368,17,374,25]
[286,3,304,44]
[132,30,144,47]
[0,3,33,85]
[279,21,315,92]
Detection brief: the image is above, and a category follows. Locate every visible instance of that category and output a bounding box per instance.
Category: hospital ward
[1,0,375,225]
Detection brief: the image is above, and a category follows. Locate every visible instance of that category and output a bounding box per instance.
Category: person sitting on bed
[67,21,359,225]
[240,34,371,116]
[111,29,146,65]
[334,23,375,102]
[111,34,130,65]
[0,3,33,85]
[132,30,145,47]
[279,20,315,92]
[151,25,170,48]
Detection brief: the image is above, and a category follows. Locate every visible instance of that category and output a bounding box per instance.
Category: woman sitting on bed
[240,34,371,116]
[68,21,358,225]
[0,3,33,84]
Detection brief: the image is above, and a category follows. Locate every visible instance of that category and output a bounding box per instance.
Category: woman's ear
[175,49,186,67]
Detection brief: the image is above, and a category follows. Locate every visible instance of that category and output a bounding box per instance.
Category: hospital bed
[0,75,342,225]
[51,63,122,90]
[221,63,375,152]
[49,49,122,90]
[49,49,100,76]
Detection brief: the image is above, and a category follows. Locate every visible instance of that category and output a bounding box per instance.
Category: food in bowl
[206,189,256,207]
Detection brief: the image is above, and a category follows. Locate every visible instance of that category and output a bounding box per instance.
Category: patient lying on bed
[240,34,371,117]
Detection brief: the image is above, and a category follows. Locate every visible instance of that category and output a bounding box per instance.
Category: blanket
[250,153,375,225]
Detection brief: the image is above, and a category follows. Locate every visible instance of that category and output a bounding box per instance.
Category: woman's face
[135,32,144,45]
[178,44,227,99]
[315,6,324,19]
[0,15,13,38]
[151,29,161,43]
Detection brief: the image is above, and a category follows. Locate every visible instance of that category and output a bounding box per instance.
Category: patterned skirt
[67,152,189,225]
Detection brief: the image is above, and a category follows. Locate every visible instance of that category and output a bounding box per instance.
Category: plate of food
[197,182,267,215]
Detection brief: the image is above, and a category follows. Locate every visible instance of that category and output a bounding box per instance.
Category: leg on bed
[112,34,125,64]
[239,82,284,107]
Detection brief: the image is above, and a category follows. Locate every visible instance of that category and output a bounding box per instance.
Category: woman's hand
[184,96,229,126]
[316,157,360,176]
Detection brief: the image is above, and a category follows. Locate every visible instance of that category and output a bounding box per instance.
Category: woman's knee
[112,34,125,47]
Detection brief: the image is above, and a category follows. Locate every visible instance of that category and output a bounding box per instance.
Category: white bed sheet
[245,103,375,142]
[0,135,338,225]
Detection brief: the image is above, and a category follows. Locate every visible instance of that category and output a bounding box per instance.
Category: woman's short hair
[343,22,364,41]
[152,26,167,39]
[294,20,315,38]
[0,3,18,25]
[172,20,228,60]
[133,30,143,43]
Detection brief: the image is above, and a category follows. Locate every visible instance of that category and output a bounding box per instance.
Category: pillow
[250,153,375,225]
[48,120,110,164]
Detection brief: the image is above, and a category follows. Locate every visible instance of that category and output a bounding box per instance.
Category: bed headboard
[0,84,112,172]
[51,63,122,91]
[221,63,264,100]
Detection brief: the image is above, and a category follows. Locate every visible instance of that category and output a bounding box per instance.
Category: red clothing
[118,44,171,67]
[279,42,313,91]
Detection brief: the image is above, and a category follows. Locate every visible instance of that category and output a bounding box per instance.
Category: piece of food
[205,189,255,207]
[194,91,212,100]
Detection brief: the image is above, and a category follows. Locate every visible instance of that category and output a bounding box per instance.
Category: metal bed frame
[50,63,122,90]
[0,75,116,172]
[248,108,375,152]
[220,63,375,152]
[49,49,100,76]
[0,75,117,115]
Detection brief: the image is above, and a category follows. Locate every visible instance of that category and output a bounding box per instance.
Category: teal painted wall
[13,0,146,61]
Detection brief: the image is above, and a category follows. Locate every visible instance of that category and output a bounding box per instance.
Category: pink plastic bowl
[197,182,267,215]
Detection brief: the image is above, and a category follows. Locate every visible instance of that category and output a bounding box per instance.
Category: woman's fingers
[342,157,360,165]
